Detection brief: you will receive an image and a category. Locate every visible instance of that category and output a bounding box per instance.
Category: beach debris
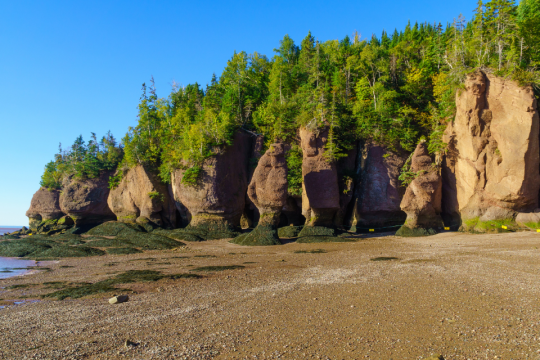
[125,339,138,348]
[108,295,129,304]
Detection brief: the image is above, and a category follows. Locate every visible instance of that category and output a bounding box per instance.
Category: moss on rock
[395,226,437,237]
[230,226,282,246]
[277,226,303,238]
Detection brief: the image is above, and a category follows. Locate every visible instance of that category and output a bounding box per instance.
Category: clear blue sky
[0,0,476,226]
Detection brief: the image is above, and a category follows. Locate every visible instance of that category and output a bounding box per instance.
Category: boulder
[300,127,340,226]
[108,295,129,304]
[171,132,251,229]
[61,171,116,226]
[516,212,540,227]
[443,70,540,225]
[26,187,64,230]
[396,141,443,236]
[348,142,407,230]
[107,165,176,228]
[232,143,287,246]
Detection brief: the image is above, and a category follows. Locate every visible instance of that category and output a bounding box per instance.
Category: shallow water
[0,257,36,279]
[0,227,22,235]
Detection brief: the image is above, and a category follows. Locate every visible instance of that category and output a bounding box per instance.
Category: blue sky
[0,0,476,226]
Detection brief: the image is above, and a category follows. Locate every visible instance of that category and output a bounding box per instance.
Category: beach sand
[1,231,539,359]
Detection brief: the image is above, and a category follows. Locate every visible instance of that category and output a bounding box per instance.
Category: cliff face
[300,127,340,226]
[349,142,407,229]
[398,141,443,234]
[26,188,64,229]
[108,165,176,228]
[60,171,116,226]
[171,131,252,227]
[443,70,540,223]
[25,72,539,236]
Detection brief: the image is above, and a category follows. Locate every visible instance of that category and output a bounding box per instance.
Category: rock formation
[396,141,443,236]
[108,165,176,228]
[349,142,407,231]
[247,143,288,226]
[443,70,540,229]
[171,131,251,231]
[299,126,340,227]
[232,143,288,246]
[26,187,64,230]
[60,171,116,226]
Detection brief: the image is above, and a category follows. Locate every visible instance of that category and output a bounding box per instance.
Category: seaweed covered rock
[60,171,116,226]
[108,165,176,228]
[349,142,407,231]
[230,226,281,246]
[300,127,340,226]
[26,187,64,230]
[85,221,144,237]
[277,225,303,238]
[443,70,540,227]
[396,141,443,236]
[154,222,240,241]
[171,132,251,229]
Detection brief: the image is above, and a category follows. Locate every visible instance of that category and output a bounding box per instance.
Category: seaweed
[370,257,400,261]
[230,226,281,246]
[106,247,143,255]
[277,226,303,238]
[190,265,245,272]
[395,226,437,237]
[293,249,327,254]
[85,221,145,237]
[42,270,201,300]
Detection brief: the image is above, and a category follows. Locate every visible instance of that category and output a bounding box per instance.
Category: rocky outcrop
[349,142,407,230]
[443,70,540,227]
[108,165,176,228]
[396,141,443,236]
[247,143,288,226]
[26,188,64,230]
[300,127,340,226]
[60,171,116,226]
[232,143,287,246]
[171,132,251,228]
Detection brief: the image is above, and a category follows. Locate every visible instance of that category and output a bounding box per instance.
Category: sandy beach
[1,231,539,359]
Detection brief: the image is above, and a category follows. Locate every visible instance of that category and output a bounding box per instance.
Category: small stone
[125,339,137,348]
[109,295,129,304]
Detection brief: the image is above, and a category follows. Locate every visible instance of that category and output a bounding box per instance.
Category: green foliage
[148,191,164,202]
[181,166,202,186]
[285,144,303,196]
[38,2,540,192]
[40,132,123,190]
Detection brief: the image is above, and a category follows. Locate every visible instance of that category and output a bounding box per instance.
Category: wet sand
[1,231,540,359]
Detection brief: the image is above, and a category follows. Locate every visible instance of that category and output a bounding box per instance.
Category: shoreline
[0,231,539,358]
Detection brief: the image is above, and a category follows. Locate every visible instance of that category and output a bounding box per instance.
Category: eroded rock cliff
[443,70,540,230]
[396,141,443,236]
[299,127,340,227]
[60,171,116,226]
[171,132,251,229]
[108,165,176,228]
[26,187,64,230]
[232,143,287,245]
